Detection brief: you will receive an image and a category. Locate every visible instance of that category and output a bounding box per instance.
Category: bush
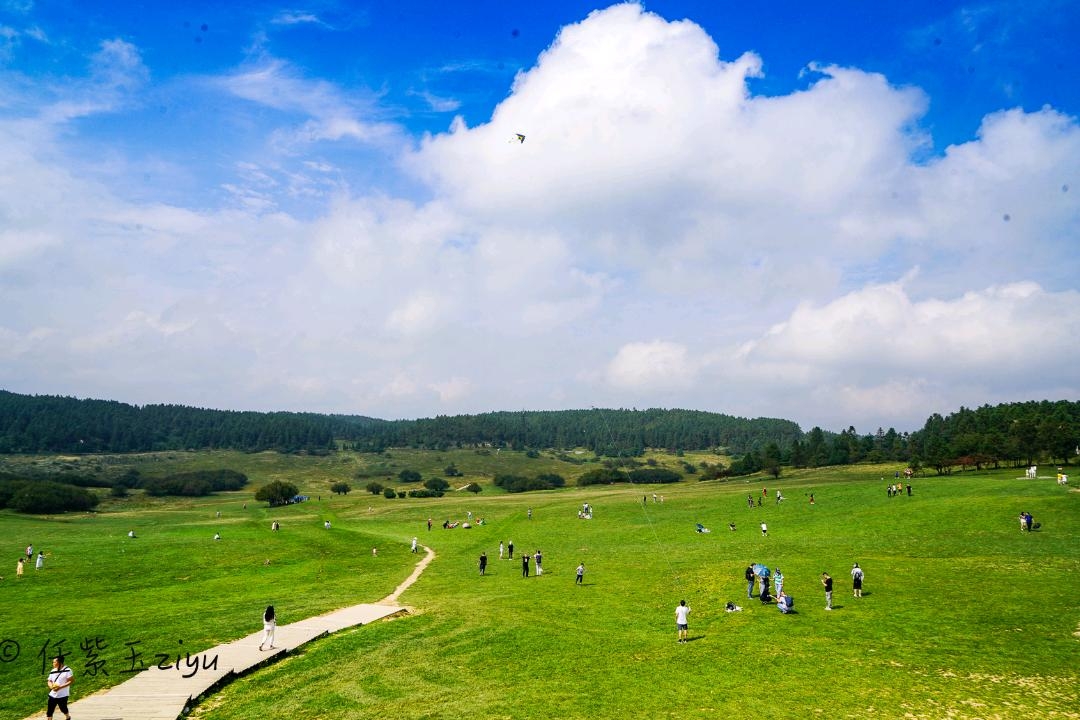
[142,476,212,497]
[366,481,385,495]
[465,483,482,493]
[330,482,352,495]
[493,474,565,493]
[117,469,141,488]
[535,473,566,488]
[408,489,443,498]
[138,469,248,497]
[110,484,129,498]
[7,480,100,514]
[577,468,629,486]
[383,487,396,499]
[55,473,111,488]
[255,480,300,506]
[398,469,421,483]
[424,477,450,492]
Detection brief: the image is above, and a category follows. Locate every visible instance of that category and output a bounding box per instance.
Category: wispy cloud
[270,11,327,27]
[217,57,401,146]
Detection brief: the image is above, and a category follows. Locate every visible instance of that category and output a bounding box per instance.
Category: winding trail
[25,546,435,720]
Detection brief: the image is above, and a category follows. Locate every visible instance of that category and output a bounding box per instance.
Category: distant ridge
[0,390,799,455]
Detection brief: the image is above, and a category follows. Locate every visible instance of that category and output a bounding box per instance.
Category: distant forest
[0,390,1076,472]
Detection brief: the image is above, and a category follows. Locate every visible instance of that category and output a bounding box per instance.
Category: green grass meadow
[1,452,1078,718]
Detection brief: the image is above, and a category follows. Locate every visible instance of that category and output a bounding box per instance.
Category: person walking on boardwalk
[46,654,73,720]
[675,600,690,644]
[259,605,276,651]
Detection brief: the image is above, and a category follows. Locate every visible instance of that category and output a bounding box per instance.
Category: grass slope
[1,453,1077,719]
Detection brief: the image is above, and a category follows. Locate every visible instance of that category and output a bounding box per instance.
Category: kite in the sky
[512,133,526,143]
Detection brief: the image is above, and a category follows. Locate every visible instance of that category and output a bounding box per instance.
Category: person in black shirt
[822,572,834,610]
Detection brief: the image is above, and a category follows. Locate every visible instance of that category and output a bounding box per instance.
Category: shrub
[55,473,111,488]
[138,469,248,496]
[255,480,300,506]
[117,469,141,488]
[141,476,212,497]
[366,481,385,495]
[424,477,450,492]
[330,482,352,495]
[493,474,564,493]
[465,483,482,493]
[8,480,100,514]
[383,487,396,499]
[408,489,443,498]
[535,473,566,488]
[577,468,629,486]
[110,484,129,498]
[398,469,421,483]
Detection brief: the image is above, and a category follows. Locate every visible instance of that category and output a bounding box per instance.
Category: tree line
[0,392,799,455]
[1,390,1076,473]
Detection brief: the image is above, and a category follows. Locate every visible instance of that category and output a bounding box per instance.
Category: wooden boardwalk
[27,547,434,720]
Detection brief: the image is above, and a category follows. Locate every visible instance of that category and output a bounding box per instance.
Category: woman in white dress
[259,605,276,651]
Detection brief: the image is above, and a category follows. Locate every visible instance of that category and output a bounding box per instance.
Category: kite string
[640,499,684,595]
[593,407,685,596]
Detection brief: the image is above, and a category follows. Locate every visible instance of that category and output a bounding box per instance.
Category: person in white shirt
[259,605,276,651]
[675,600,690,643]
[851,563,864,598]
[46,655,73,720]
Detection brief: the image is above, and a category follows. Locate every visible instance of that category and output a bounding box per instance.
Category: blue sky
[1,0,1078,432]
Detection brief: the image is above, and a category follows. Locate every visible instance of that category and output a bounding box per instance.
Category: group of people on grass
[739,562,866,615]
[10,543,45,580]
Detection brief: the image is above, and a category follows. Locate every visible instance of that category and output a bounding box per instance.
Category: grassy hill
[1,451,1077,719]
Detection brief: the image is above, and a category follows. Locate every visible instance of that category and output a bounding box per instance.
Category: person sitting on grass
[776,591,793,613]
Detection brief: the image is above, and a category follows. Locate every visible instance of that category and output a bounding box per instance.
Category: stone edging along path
[26,546,435,720]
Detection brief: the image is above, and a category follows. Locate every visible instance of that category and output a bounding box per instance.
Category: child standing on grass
[576,562,585,585]
[822,572,833,610]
